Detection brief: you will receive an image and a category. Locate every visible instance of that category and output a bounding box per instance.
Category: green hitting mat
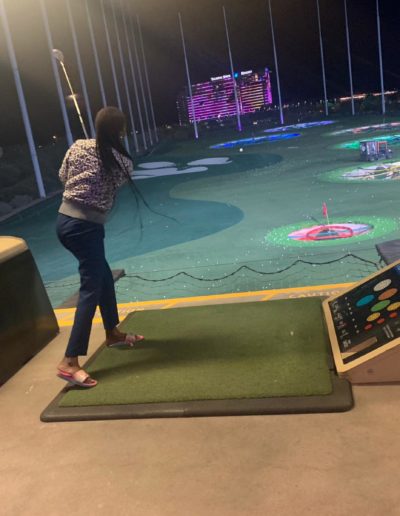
[41,299,353,422]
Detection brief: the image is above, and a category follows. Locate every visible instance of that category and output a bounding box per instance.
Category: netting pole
[267,0,284,125]
[0,0,46,198]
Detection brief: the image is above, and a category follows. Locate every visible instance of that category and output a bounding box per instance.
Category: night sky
[1,0,400,145]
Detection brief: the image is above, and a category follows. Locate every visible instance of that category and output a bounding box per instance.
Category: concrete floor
[2,311,400,516]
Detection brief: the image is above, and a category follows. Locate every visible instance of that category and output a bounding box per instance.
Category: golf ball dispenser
[323,259,400,383]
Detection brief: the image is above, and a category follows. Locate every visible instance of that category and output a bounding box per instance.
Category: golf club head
[52,48,64,63]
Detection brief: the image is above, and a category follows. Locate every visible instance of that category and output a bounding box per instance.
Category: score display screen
[328,264,400,364]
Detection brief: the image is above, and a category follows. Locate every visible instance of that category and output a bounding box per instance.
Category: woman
[56,107,144,388]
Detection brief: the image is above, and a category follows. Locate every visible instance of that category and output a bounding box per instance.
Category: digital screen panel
[177,69,273,124]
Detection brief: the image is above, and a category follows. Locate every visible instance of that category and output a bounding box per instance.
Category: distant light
[372,90,398,97]
[340,90,398,102]
[340,94,366,102]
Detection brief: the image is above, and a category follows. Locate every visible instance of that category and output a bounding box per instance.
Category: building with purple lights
[177,69,273,125]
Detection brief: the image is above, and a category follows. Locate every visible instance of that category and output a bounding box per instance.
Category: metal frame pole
[85,0,107,107]
[112,1,139,153]
[0,0,46,198]
[101,0,129,149]
[39,0,73,146]
[344,0,355,115]
[222,6,242,132]
[178,12,198,139]
[376,0,385,115]
[130,14,153,146]
[268,0,284,125]
[122,1,147,150]
[316,0,329,116]
[66,0,95,137]
[137,15,158,142]
[101,0,122,109]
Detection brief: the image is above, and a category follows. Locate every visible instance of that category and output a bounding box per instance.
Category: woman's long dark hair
[95,106,132,171]
[95,107,176,229]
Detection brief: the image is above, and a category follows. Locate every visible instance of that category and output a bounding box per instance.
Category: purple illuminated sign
[177,69,273,124]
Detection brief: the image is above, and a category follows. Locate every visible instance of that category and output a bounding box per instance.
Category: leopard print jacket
[59,139,133,213]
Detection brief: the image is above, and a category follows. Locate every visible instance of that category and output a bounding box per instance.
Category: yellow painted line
[261,292,279,302]
[54,282,353,327]
[55,281,353,316]
[58,317,103,328]
[161,302,179,309]
[55,306,77,313]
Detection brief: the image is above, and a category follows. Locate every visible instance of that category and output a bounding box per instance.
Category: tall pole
[178,13,198,139]
[344,0,355,115]
[100,0,128,149]
[376,0,385,115]
[222,6,242,132]
[268,0,284,125]
[316,0,328,116]
[0,0,46,198]
[137,15,158,143]
[39,0,73,147]
[112,1,139,153]
[66,0,95,137]
[123,2,147,150]
[101,0,122,109]
[85,0,107,107]
[130,15,153,146]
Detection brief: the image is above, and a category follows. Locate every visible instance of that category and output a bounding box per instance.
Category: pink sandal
[57,368,98,388]
[107,333,145,349]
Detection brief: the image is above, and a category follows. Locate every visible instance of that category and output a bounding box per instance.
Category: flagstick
[322,203,330,226]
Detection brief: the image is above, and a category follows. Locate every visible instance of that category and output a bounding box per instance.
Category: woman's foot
[58,356,80,374]
[105,327,144,348]
[57,357,97,388]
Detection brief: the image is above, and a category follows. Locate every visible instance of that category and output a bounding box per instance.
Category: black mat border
[41,345,353,422]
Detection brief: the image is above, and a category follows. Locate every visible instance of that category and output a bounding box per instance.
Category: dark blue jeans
[56,214,119,357]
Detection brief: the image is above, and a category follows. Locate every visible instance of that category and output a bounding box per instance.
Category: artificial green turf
[60,299,333,407]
